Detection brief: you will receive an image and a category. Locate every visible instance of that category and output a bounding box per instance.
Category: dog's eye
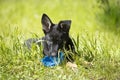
[56,38,61,42]
[58,39,61,41]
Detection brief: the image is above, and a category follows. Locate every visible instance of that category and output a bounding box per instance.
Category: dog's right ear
[58,20,71,33]
[41,14,53,34]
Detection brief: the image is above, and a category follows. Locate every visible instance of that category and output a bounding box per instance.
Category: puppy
[24,14,77,68]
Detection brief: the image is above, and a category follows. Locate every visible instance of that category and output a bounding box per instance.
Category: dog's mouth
[51,52,57,57]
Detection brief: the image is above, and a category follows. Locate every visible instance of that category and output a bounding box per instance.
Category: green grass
[0,0,120,80]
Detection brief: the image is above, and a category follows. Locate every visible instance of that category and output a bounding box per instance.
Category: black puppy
[25,14,75,62]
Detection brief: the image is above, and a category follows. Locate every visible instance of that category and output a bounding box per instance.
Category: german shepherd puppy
[25,13,76,63]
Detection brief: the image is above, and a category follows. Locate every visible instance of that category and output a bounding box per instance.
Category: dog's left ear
[41,14,53,34]
[58,20,71,32]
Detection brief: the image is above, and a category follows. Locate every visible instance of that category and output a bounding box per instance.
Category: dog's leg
[65,37,78,68]
[65,37,75,61]
[24,38,43,50]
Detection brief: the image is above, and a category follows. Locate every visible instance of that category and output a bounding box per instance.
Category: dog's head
[41,13,71,57]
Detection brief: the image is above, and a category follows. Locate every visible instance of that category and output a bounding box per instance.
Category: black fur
[24,13,75,62]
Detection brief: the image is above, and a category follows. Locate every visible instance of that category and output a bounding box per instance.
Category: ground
[0,0,120,80]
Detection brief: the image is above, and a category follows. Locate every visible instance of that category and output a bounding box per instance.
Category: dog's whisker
[35,40,45,43]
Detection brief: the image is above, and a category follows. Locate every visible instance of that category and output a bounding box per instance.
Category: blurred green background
[0,0,120,80]
[0,0,120,36]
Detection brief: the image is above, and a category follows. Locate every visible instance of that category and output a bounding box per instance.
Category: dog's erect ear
[58,20,71,32]
[41,14,53,33]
